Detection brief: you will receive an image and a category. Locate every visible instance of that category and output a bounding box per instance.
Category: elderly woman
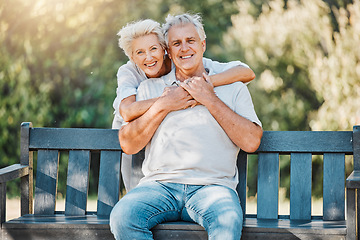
[112,18,255,191]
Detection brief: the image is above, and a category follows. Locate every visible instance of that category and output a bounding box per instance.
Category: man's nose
[180,42,190,51]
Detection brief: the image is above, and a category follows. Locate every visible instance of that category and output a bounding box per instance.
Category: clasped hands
[159,73,217,112]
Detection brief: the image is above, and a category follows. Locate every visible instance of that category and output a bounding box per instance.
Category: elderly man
[110,13,262,240]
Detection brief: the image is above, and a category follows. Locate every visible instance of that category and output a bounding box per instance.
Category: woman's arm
[120,62,255,123]
[210,65,255,87]
[119,86,195,154]
[120,95,159,122]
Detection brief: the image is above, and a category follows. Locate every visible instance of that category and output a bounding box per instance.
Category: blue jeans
[109,181,243,240]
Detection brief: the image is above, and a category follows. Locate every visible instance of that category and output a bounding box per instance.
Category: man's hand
[158,86,197,112]
[180,73,217,106]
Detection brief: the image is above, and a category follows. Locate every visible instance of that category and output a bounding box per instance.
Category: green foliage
[226,0,360,131]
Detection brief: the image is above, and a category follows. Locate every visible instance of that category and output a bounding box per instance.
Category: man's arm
[181,73,263,153]
[118,86,196,154]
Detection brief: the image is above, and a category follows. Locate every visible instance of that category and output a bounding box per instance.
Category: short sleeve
[112,61,147,120]
[233,84,262,127]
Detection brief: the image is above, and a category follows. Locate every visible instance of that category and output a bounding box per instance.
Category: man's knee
[109,195,142,236]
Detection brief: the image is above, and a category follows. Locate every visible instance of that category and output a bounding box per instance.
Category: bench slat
[65,150,90,216]
[29,128,121,150]
[257,131,353,154]
[290,153,312,220]
[257,153,279,219]
[236,150,247,217]
[34,150,59,215]
[353,126,360,170]
[97,151,122,216]
[1,182,5,224]
[323,153,345,221]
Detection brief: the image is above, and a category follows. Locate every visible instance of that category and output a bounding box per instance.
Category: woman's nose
[145,52,154,60]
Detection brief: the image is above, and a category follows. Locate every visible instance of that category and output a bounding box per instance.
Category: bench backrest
[21,122,359,220]
[21,123,122,217]
[237,129,357,221]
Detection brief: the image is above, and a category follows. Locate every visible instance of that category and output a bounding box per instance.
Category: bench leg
[347,188,357,240]
[0,183,5,225]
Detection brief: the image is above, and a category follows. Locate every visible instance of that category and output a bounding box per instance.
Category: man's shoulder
[214,82,249,102]
[215,81,246,92]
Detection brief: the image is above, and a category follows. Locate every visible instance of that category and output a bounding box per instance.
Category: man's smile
[180,54,193,59]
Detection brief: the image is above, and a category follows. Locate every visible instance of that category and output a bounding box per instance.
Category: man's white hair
[117,19,166,58]
[162,13,207,47]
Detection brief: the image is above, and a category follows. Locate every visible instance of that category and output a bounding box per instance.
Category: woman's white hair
[117,19,166,58]
[162,13,206,47]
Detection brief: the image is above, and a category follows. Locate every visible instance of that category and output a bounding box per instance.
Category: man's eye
[173,42,180,46]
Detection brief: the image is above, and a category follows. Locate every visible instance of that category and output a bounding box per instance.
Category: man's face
[167,23,206,78]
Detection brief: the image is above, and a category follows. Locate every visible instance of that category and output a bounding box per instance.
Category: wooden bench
[0,122,359,239]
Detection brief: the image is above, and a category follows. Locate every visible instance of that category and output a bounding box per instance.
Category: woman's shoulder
[117,60,146,77]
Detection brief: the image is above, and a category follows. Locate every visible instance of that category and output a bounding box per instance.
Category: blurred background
[1,0,359,202]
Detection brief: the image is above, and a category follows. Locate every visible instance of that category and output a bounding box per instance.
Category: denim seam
[185,206,211,238]
[146,209,180,229]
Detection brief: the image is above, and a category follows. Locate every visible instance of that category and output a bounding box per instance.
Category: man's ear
[202,40,206,53]
[167,49,172,59]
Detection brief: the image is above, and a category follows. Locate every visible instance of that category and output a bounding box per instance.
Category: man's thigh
[111,181,182,229]
[182,185,243,233]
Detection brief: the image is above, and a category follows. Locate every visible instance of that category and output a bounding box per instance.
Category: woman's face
[131,34,166,78]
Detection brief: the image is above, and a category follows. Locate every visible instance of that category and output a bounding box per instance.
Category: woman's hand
[180,73,217,107]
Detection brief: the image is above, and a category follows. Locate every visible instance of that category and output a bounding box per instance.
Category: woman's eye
[137,51,144,55]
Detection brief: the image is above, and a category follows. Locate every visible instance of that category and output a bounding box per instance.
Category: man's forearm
[118,100,169,155]
[205,96,263,153]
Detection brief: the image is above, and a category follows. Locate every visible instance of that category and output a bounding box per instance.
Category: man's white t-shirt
[136,68,261,191]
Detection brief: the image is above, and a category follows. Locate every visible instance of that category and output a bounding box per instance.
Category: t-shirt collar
[163,68,211,86]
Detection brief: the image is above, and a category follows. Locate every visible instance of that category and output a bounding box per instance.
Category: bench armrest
[0,164,29,225]
[0,164,29,183]
[346,170,360,189]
